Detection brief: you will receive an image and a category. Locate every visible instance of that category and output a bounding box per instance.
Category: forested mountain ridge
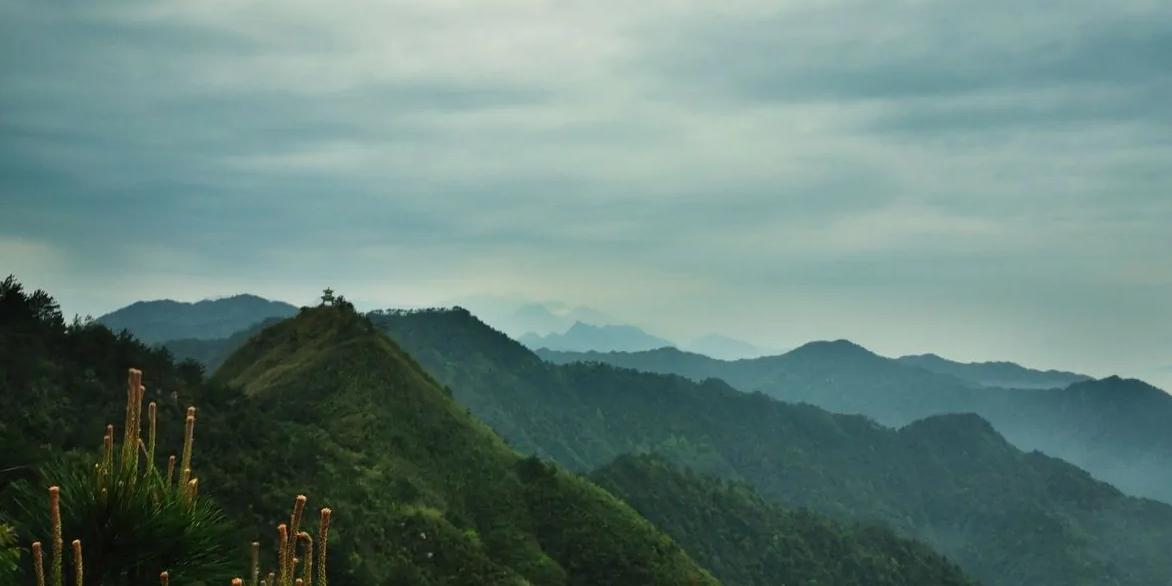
[372,307,1172,586]
[208,305,718,585]
[896,353,1091,389]
[97,294,297,343]
[1,280,719,585]
[62,293,1172,585]
[592,454,976,586]
[538,343,1172,504]
[146,302,984,586]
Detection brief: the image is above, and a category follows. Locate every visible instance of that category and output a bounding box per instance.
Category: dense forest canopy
[0,277,720,585]
[537,344,1172,505]
[11,277,1172,586]
[373,307,1172,586]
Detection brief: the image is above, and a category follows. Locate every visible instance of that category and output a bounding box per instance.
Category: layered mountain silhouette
[508,302,614,336]
[897,353,1091,389]
[86,289,1172,585]
[372,308,1172,586]
[540,343,1172,505]
[2,288,720,585]
[519,321,674,352]
[98,294,297,343]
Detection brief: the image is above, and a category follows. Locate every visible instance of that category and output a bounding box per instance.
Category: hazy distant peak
[98,293,297,343]
[786,339,878,360]
[568,321,649,334]
[897,353,1091,389]
[1067,376,1166,399]
[124,293,282,307]
[519,320,675,353]
[469,300,617,337]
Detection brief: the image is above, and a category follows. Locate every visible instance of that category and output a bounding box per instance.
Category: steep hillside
[373,308,1172,586]
[207,305,718,585]
[1,280,717,585]
[539,343,1172,504]
[97,294,297,343]
[592,454,975,586]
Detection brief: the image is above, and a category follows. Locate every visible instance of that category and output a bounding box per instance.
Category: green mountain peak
[207,305,719,585]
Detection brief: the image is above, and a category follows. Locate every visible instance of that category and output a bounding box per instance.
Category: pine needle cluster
[236,497,331,586]
[19,368,335,585]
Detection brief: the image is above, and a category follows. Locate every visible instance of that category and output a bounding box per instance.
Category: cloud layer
[1,0,1169,382]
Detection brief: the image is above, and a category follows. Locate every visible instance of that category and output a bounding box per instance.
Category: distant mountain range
[55,289,1172,585]
[373,308,1172,586]
[538,343,1172,504]
[518,321,769,358]
[448,297,617,338]
[897,353,1092,389]
[519,321,675,352]
[136,293,1172,508]
[508,302,614,335]
[97,294,297,343]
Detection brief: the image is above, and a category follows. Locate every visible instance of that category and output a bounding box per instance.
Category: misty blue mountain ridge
[79,286,1172,581]
[475,299,777,359]
[110,292,1172,503]
[519,321,676,353]
[96,294,298,344]
[17,276,1172,586]
[95,291,1162,392]
[537,343,1172,504]
[102,288,1172,505]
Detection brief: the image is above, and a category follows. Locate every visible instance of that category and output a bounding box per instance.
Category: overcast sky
[1,0,1169,386]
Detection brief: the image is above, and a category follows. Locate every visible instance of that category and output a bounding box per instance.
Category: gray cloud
[643,3,1172,99]
[0,0,1169,383]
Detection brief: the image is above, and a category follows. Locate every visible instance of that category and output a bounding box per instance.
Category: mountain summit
[210,305,717,585]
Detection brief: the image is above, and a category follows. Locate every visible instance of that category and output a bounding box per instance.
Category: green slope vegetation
[538,343,1172,505]
[592,454,975,586]
[1,279,717,585]
[372,308,1172,586]
[209,305,718,585]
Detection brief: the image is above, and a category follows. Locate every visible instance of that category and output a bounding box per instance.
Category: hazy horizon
[16,282,1158,391]
[2,1,1170,388]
